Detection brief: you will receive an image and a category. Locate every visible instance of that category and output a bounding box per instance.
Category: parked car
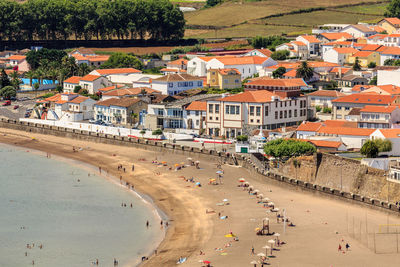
[13,105,19,109]
[2,100,11,106]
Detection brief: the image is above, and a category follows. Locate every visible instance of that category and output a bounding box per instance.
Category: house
[94,98,148,126]
[317,32,354,43]
[187,56,215,76]
[360,84,400,95]
[321,67,352,81]
[306,139,347,151]
[348,51,380,67]
[244,77,309,92]
[370,128,400,156]
[63,76,82,93]
[313,126,374,149]
[379,47,400,65]
[69,48,96,57]
[358,105,400,129]
[341,24,377,38]
[206,56,277,79]
[276,41,308,59]
[71,54,110,67]
[79,74,112,94]
[151,73,203,95]
[243,49,273,57]
[336,75,368,88]
[160,68,186,75]
[322,47,359,65]
[377,68,400,86]
[166,58,188,71]
[296,35,321,56]
[206,90,308,137]
[377,18,400,34]
[101,87,161,100]
[207,68,241,89]
[185,101,207,134]
[259,62,300,77]
[307,90,345,108]
[332,93,398,119]
[7,55,30,71]
[43,93,96,122]
[366,34,387,45]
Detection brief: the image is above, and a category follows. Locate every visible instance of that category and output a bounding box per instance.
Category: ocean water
[0,144,163,267]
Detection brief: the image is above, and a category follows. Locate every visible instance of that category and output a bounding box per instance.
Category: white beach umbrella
[264,217,269,221]
[274,233,280,237]
[272,208,280,212]
[268,239,275,244]
[258,194,264,199]
[262,245,270,249]
[257,253,266,257]
[262,198,269,203]
[268,202,275,206]
[250,260,258,265]
[223,198,229,202]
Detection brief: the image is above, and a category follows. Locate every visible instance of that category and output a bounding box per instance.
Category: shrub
[152,129,163,135]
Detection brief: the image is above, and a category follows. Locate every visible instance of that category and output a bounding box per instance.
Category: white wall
[377,69,400,86]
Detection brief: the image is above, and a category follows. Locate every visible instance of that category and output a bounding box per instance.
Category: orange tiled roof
[332,93,397,104]
[186,101,207,111]
[330,67,351,74]
[64,76,82,84]
[283,69,297,78]
[323,120,358,128]
[292,41,307,46]
[360,105,397,113]
[215,90,280,103]
[333,47,359,54]
[94,68,141,75]
[377,128,400,138]
[217,68,241,75]
[255,49,272,57]
[297,122,322,132]
[167,58,188,65]
[95,97,142,108]
[81,74,101,82]
[321,32,353,41]
[8,55,26,60]
[98,85,124,92]
[68,95,90,104]
[380,46,400,55]
[352,51,375,57]
[215,56,270,65]
[307,90,345,97]
[360,44,383,51]
[352,85,373,92]
[45,94,62,102]
[102,87,160,96]
[267,62,300,70]
[306,139,343,148]
[370,26,385,33]
[367,34,387,40]
[86,55,110,62]
[307,62,339,68]
[382,18,400,26]
[317,126,375,136]
[245,78,306,87]
[55,100,68,104]
[299,35,321,43]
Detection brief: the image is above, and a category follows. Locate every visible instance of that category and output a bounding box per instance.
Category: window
[189,82,193,86]
[230,105,235,114]
[215,104,220,113]
[216,117,219,121]
[235,79,239,83]
[226,105,230,114]
[257,119,260,123]
[256,107,261,116]
[337,115,342,119]
[275,102,278,108]
[289,110,292,118]
[280,111,283,119]
[195,111,199,116]
[209,104,213,113]
[198,81,202,86]
[224,79,228,84]
[235,106,240,115]
[168,83,173,88]
[275,111,278,119]
[209,116,212,120]
[250,119,254,123]
[294,110,297,117]
[250,106,254,116]
[345,107,350,111]
[265,106,269,116]
[284,110,287,118]
[196,120,199,126]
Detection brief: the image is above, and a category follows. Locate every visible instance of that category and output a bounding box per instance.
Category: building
[89,68,142,78]
[296,35,321,56]
[379,47,400,65]
[101,87,161,100]
[336,75,368,88]
[317,32,354,43]
[307,90,345,107]
[185,101,207,134]
[276,41,308,59]
[206,90,308,137]
[63,76,82,93]
[370,128,400,156]
[7,55,30,71]
[71,54,110,67]
[166,58,188,71]
[306,139,347,151]
[377,18,400,34]
[332,93,398,119]
[78,74,112,94]
[377,68,400,86]
[322,47,359,65]
[243,49,273,57]
[207,68,241,89]
[244,78,309,92]
[358,105,400,129]
[94,98,147,126]
[341,24,376,38]
[151,74,203,95]
[348,51,380,67]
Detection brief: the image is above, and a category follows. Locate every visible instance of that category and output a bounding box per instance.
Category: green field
[184,0,389,38]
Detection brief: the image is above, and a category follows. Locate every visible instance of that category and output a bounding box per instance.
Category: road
[0,98,36,120]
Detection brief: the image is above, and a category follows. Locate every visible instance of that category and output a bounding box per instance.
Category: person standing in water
[146,220,149,228]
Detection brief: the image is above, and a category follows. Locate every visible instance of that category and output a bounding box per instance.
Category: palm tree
[35,68,45,85]
[296,61,314,81]
[78,63,90,76]
[10,71,21,90]
[131,112,138,126]
[25,70,35,87]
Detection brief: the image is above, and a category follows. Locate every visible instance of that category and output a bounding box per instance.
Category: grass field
[184,0,389,38]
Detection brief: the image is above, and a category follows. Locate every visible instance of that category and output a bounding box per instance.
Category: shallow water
[0,144,163,266]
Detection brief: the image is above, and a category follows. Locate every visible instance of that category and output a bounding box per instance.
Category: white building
[185,101,207,134]
[79,74,112,94]
[151,73,203,95]
[48,93,96,122]
[341,24,376,38]
[358,105,400,129]
[296,35,321,56]
[322,47,358,65]
[379,47,400,65]
[206,90,308,138]
[89,68,142,80]
[370,129,400,156]
[63,76,82,93]
[377,68,400,86]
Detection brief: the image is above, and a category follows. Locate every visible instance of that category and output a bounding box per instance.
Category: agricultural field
[184,0,389,38]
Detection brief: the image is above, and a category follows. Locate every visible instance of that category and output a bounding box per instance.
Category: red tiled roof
[245,78,306,87]
[299,35,321,43]
[255,49,273,57]
[95,97,142,107]
[186,101,207,111]
[68,95,90,104]
[297,122,322,132]
[330,67,351,74]
[323,120,358,128]
[64,76,82,84]
[307,90,345,97]
[94,68,141,75]
[167,58,188,65]
[45,94,62,102]
[8,55,26,60]
[333,47,359,54]
[292,41,307,46]
[81,74,101,82]
[283,69,297,78]
[98,85,124,92]
[306,139,343,148]
[377,128,400,138]
[321,32,353,41]
[215,56,270,65]
[352,51,375,57]
[380,46,400,55]
[360,105,397,113]
[381,18,400,26]
[102,87,160,96]
[217,68,241,75]
[360,44,383,51]
[332,94,397,104]
[215,90,279,103]
[317,126,375,136]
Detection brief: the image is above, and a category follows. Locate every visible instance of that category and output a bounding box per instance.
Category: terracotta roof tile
[377,128,400,138]
[297,122,322,132]
[332,94,397,104]
[94,68,141,75]
[307,90,345,97]
[215,90,279,103]
[64,76,82,84]
[360,105,397,113]
[245,78,306,87]
[102,87,160,96]
[352,51,375,57]
[95,97,142,107]
[382,18,400,26]
[306,139,343,148]
[81,74,101,82]
[217,68,241,75]
[321,32,353,41]
[8,55,26,60]
[68,95,90,104]
[299,35,321,43]
[186,101,207,111]
[214,56,270,65]
[317,126,375,136]
[98,85,124,92]
[380,46,400,55]
[153,73,201,82]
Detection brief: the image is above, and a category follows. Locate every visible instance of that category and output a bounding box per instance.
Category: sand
[1,127,400,267]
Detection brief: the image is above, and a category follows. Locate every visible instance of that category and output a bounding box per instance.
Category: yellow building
[348,51,380,67]
[378,18,400,34]
[207,68,241,89]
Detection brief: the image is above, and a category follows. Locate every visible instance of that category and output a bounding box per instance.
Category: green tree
[251,36,288,49]
[353,57,362,71]
[236,135,248,142]
[78,63,91,76]
[264,139,316,159]
[26,48,67,70]
[101,53,143,69]
[205,0,222,8]
[9,71,21,90]
[374,138,392,153]
[74,85,82,93]
[367,62,377,68]
[0,85,16,99]
[272,67,287,78]
[25,70,35,86]
[385,0,400,18]
[33,82,40,97]
[152,129,163,135]
[271,50,290,60]
[315,105,322,112]
[0,69,11,89]
[296,61,314,81]
[369,76,377,85]
[360,140,379,158]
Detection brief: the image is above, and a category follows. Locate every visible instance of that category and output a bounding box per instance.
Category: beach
[2,127,400,267]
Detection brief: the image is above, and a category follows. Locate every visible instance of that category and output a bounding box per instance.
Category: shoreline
[0,129,211,266]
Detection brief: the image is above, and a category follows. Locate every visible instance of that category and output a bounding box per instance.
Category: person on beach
[346,243,350,251]
[146,220,149,228]
[132,164,135,172]
[32,260,34,265]
[338,244,342,252]
[114,258,118,266]
[123,167,126,173]
[99,167,101,174]
[251,246,255,255]
[130,203,133,208]
[160,220,163,227]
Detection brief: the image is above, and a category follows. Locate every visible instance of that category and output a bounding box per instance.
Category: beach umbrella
[257,252,266,257]
[268,239,275,244]
[262,245,270,249]
[174,163,180,167]
[195,161,200,163]
[196,182,201,186]
[203,260,211,264]
[187,157,192,160]
[264,217,269,221]
[180,162,185,165]
[223,198,229,202]
[216,171,223,174]
[258,194,264,199]
[262,198,269,203]
[238,178,246,182]
[250,260,258,266]
[272,208,280,212]
[255,227,261,231]
[274,233,280,237]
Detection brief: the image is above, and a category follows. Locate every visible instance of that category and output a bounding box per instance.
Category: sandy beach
[2,127,400,267]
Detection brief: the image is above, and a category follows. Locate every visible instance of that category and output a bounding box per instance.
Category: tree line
[0,0,185,42]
